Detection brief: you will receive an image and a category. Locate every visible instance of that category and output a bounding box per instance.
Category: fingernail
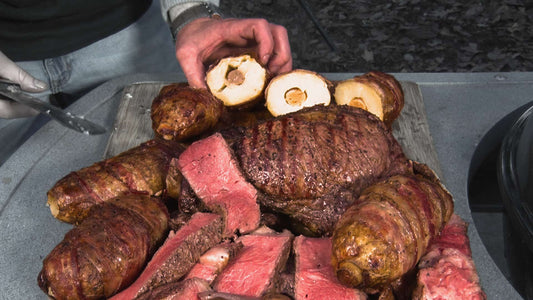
[261,54,271,65]
[33,79,48,90]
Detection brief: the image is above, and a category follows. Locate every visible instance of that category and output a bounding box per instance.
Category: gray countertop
[1,72,532,299]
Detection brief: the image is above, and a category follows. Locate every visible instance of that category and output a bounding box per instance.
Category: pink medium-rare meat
[294,236,367,300]
[135,277,212,300]
[178,133,260,236]
[213,227,294,297]
[111,212,223,300]
[185,240,244,284]
[424,213,472,257]
[413,214,486,300]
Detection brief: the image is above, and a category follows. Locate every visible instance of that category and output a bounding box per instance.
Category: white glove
[0,51,48,119]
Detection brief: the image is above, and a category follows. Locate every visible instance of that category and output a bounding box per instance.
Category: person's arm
[160,0,221,39]
[0,51,48,118]
[160,1,292,89]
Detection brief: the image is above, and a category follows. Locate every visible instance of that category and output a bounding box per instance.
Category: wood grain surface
[104,81,442,178]
[392,81,443,178]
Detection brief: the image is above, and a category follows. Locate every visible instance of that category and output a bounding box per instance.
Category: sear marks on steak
[135,277,212,300]
[293,236,367,300]
[111,212,223,300]
[197,291,292,299]
[213,227,294,297]
[178,133,261,237]
[413,214,487,300]
[231,105,412,236]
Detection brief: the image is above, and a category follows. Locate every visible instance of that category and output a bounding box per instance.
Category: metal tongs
[0,79,106,135]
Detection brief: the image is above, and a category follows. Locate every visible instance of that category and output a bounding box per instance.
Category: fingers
[235,19,275,63]
[16,69,48,93]
[230,19,292,75]
[0,51,46,119]
[0,51,47,93]
[174,18,293,88]
[175,41,208,89]
[266,24,293,74]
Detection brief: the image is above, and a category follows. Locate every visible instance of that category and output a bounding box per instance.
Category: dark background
[220,0,533,73]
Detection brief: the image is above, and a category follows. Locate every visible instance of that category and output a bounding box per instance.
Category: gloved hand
[0,51,48,119]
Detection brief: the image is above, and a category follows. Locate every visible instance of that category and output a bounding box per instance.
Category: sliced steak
[178,133,261,237]
[185,240,244,284]
[213,227,293,297]
[197,291,291,300]
[135,277,212,300]
[231,105,411,236]
[294,236,367,300]
[413,214,486,300]
[111,212,223,299]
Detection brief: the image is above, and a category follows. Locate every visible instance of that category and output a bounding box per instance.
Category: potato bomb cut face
[206,55,267,107]
[265,69,331,117]
[334,79,384,120]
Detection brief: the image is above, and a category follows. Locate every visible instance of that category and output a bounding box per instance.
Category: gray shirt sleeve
[159,0,220,24]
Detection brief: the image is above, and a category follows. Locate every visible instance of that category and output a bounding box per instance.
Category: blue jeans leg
[0,0,182,165]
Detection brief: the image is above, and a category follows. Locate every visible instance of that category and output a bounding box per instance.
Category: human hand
[175,17,293,89]
[0,51,48,118]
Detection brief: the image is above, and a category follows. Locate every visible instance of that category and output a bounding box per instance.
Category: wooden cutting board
[104,81,442,178]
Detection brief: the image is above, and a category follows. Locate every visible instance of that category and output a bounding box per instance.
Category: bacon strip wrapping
[332,163,454,293]
[47,139,184,224]
[38,194,169,300]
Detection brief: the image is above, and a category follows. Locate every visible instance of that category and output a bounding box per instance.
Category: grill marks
[238,105,409,200]
[234,105,411,236]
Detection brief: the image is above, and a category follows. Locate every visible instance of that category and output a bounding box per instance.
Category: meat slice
[135,277,212,300]
[412,214,487,300]
[178,133,261,237]
[185,240,244,284]
[232,105,411,236]
[294,236,367,300]
[213,227,294,297]
[111,212,223,299]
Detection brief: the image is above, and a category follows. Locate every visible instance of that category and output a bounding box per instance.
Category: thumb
[180,57,208,89]
[14,68,48,93]
[0,51,47,93]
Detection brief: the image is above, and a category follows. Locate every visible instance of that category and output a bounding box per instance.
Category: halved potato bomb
[206,54,267,107]
[265,69,331,117]
[333,71,404,127]
[334,79,384,119]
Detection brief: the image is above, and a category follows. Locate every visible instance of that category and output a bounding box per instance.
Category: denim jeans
[0,0,181,165]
